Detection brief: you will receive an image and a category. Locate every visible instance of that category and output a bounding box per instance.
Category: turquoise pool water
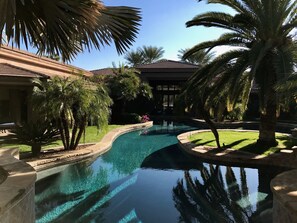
[35,123,284,223]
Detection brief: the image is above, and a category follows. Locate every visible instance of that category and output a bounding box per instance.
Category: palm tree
[177,62,252,148]
[108,64,152,113]
[0,0,141,61]
[178,48,214,65]
[124,46,165,66]
[184,0,297,146]
[142,46,165,64]
[124,48,145,67]
[33,76,112,150]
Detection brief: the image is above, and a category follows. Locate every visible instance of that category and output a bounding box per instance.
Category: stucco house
[0,46,92,126]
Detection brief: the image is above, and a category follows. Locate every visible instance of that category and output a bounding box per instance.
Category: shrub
[120,113,141,124]
[3,121,60,157]
[140,114,150,123]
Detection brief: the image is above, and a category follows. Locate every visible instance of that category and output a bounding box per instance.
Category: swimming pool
[35,123,284,223]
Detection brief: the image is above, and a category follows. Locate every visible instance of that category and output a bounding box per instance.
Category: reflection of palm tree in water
[36,162,110,222]
[173,165,251,223]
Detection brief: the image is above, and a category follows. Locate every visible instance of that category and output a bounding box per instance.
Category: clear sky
[22,0,233,71]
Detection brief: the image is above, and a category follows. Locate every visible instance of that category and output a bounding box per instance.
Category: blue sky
[22,0,233,70]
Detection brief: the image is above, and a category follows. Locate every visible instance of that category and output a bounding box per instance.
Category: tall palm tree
[178,48,214,65]
[124,48,145,67]
[142,46,165,64]
[0,0,141,61]
[33,76,112,150]
[176,62,252,148]
[184,0,297,146]
[124,46,165,66]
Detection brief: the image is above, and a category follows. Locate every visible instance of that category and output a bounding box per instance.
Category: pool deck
[0,148,36,223]
[25,122,153,172]
[177,129,297,169]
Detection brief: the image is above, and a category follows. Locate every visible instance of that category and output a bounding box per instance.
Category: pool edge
[27,122,153,172]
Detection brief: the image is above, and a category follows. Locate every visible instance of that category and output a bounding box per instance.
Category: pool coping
[0,148,36,222]
[270,169,297,222]
[177,129,297,169]
[25,122,153,172]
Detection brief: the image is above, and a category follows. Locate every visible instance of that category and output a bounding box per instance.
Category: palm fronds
[0,0,141,61]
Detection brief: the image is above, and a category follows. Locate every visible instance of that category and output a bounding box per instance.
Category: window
[169,95,174,107]
[168,85,175,91]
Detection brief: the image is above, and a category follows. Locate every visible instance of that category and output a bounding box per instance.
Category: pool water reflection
[35,123,284,223]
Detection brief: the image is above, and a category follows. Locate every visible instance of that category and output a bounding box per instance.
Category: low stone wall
[271,170,297,223]
[27,121,153,172]
[177,129,297,169]
[0,148,36,223]
[191,119,297,133]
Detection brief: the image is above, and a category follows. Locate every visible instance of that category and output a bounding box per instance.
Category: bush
[140,114,150,123]
[226,106,245,121]
[3,121,60,157]
[119,113,141,124]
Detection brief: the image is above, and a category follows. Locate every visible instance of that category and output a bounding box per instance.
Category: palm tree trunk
[72,116,87,150]
[58,118,67,149]
[198,106,221,149]
[61,110,70,150]
[258,101,277,146]
[31,143,42,157]
[257,56,278,147]
[121,100,126,114]
[70,123,78,150]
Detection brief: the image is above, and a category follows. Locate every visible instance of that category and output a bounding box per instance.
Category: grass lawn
[1,125,122,153]
[189,130,297,155]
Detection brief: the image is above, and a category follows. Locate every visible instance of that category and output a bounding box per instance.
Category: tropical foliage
[124,49,145,67]
[0,0,141,61]
[3,120,60,157]
[142,45,165,64]
[177,63,251,148]
[124,46,165,66]
[33,76,112,150]
[178,48,214,65]
[183,0,297,146]
[107,65,152,112]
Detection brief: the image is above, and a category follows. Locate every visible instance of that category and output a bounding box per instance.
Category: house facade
[0,46,92,125]
[136,60,198,114]
[92,60,198,115]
